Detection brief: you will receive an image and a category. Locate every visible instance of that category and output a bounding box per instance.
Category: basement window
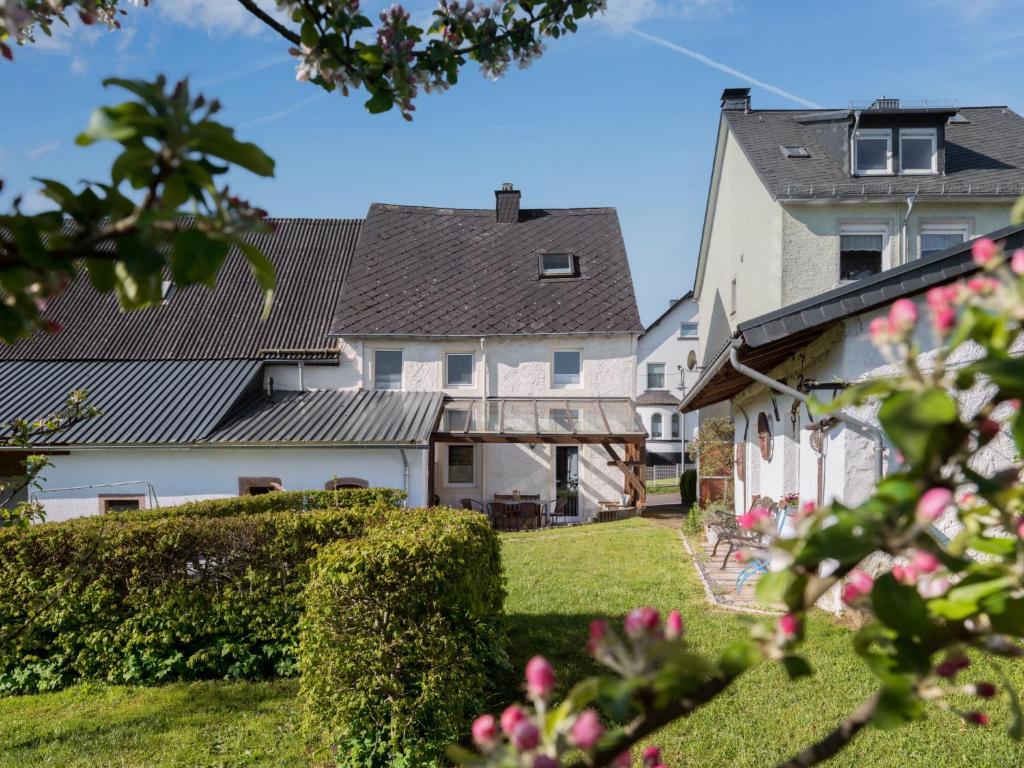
[99,494,145,513]
[539,252,576,278]
[238,477,283,495]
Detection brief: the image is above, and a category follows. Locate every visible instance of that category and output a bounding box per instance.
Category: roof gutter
[726,342,884,482]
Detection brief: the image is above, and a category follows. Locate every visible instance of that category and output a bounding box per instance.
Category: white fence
[645,464,694,483]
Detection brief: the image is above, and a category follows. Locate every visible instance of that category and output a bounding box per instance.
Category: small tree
[691,415,733,508]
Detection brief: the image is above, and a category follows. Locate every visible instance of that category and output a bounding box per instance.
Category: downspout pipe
[727,343,884,482]
[399,448,410,504]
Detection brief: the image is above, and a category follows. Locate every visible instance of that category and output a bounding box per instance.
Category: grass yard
[2,518,1024,767]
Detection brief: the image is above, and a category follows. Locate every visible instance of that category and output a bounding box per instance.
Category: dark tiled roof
[0,219,361,361]
[681,223,1024,412]
[634,390,682,406]
[725,107,1024,200]
[640,291,694,338]
[0,360,261,445]
[206,389,443,446]
[330,203,643,336]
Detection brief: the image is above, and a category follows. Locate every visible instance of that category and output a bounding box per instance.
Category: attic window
[899,128,937,174]
[539,252,576,278]
[853,129,892,175]
[780,145,810,158]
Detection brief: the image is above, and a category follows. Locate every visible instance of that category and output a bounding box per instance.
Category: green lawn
[3,519,1024,767]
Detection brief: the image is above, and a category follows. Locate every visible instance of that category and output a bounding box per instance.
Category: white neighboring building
[635,292,700,466]
[1,186,648,522]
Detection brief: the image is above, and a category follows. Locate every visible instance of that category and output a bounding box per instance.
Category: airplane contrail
[628,28,822,109]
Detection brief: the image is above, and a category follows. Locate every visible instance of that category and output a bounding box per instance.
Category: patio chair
[709,497,772,569]
[546,499,569,526]
[485,501,510,530]
[460,498,484,512]
[734,505,793,593]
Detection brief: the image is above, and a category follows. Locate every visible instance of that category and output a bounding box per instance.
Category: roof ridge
[369,202,617,216]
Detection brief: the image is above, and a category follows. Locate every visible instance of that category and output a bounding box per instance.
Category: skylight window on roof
[780,145,810,158]
[539,252,576,278]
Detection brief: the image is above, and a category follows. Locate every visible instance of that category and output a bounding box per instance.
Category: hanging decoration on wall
[757,412,773,461]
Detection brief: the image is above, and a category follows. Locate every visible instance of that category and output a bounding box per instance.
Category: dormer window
[852,129,892,175]
[899,128,937,174]
[539,252,576,278]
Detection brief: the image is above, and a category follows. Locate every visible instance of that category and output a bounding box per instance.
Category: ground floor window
[447,445,475,486]
[238,476,283,495]
[99,494,145,513]
[651,413,663,438]
[919,221,969,259]
[839,225,888,281]
[671,413,681,439]
[325,477,368,490]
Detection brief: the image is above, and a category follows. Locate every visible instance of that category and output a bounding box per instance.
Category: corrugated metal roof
[0,219,362,361]
[206,389,443,445]
[0,360,261,445]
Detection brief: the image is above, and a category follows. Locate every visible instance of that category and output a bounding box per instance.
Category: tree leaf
[877,387,958,465]
[871,573,933,638]
[239,242,276,319]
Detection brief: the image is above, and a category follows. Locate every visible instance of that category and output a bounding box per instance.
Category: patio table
[489,497,557,530]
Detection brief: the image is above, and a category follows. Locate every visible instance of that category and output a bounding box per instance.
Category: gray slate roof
[330,203,643,337]
[0,219,361,361]
[725,107,1024,200]
[681,222,1024,412]
[0,359,261,445]
[207,389,443,446]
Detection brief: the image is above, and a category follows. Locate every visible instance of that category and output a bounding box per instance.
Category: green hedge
[680,469,697,507]
[117,487,406,521]
[301,507,506,768]
[0,505,386,693]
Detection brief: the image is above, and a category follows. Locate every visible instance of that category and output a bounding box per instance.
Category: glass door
[555,446,579,517]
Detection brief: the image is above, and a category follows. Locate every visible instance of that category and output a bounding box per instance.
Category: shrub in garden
[450,237,1024,767]
[679,469,697,507]
[300,507,506,768]
[0,505,384,693]
[120,487,406,520]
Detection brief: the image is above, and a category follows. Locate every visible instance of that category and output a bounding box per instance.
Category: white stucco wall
[781,201,1012,306]
[33,446,426,521]
[696,128,784,368]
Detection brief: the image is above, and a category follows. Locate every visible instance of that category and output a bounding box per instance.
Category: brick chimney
[720,87,751,112]
[495,182,521,224]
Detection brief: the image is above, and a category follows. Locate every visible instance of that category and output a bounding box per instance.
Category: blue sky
[2,0,1023,324]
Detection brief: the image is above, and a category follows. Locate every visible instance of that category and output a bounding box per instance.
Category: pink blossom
[1009,399,1022,410]
[841,583,863,606]
[916,487,953,523]
[500,705,527,736]
[869,316,891,342]
[979,418,1001,441]
[778,613,800,637]
[587,619,608,655]
[571,709,604,750]
[888,298,918,333]
[735,551,750,564]
[966,711,990,726]
[971,237,998,266]
[892,563,919,586]
[512,720,540,752]
[800,501,816,517]
[737,512,755,529]
[973,682,997,699]
[642,746,662,767]
[842,570,874,605]
[936,656,970,678]
[665,609,684,639]
[525,656,556,699]
[1017,518,1024,539]
[911,550,940,574]
[918,576,951,599]
[472,714,498,747]
[611,751,632,768]
[932,306,957,335]
[1012,249,1024,275]
[624,606,661,638]
[533,757,559,768]
[926,286,950,310]
[966,276,999,295]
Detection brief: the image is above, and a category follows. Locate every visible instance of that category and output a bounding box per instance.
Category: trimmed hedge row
[118,487,407,521]
[301,507,506,768]
[0,504,388,693]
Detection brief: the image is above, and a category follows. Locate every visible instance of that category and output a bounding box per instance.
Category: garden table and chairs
[461,494,559,530]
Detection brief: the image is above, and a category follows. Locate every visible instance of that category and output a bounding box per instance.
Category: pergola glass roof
[435,398,646,441]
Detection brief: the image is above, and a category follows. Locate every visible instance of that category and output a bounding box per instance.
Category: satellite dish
[686,350,698,371]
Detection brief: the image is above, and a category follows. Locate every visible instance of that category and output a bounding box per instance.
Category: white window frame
[650,413,663,439]
[678,321,698,339]
[444,351,475,388]
[444,444,477,488]
[918,220,970,259]
[551,349,583,389]
[852,128,892,176]
[671,413,681,440]
[899,128,938,175]
[646,362,666,389]
[539,252,575,278]
[838,222,892,283]
[371,348,404,391]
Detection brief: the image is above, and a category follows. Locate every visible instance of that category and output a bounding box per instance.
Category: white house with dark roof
[683,88,1024,517]
[1,186,648,523]
[635,292,699,466]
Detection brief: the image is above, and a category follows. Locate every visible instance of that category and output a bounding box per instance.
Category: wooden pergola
[428,398,647,508]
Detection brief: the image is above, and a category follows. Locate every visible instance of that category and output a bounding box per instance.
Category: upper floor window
[647,362,666,389]
[919,221,968,258]
[445,352,474,387]
[373,349,403,390]
[671,413,681,439]
[899,129,937,174]
[651,413,663,439]
[552,350,581,388]
[852,129,892,176]
[539,252,576,278]
[678,322,698,339]
[840,225,889,282]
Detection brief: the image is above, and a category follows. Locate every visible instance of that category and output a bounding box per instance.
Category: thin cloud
[25,141,60,161]
[196,54,293,89]
[602,0,734,28]
[239,92,326,129]
[628,29,821,109]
